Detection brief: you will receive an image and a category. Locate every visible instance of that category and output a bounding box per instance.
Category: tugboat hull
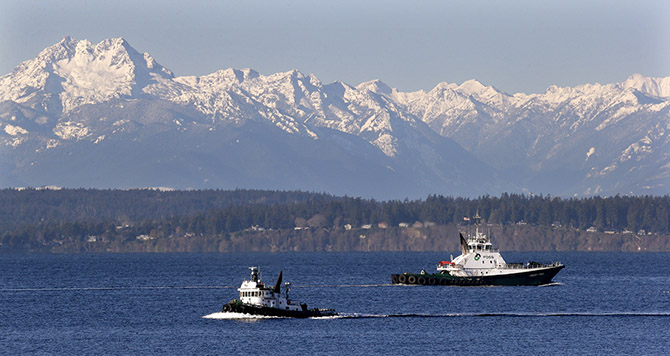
[391,265,564,286]
[222,300,337,318]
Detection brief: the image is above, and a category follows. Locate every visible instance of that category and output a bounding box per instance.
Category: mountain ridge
[1,37,668,198]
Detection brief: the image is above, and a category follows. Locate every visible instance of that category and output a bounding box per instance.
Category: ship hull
[222,301,337,318]
[391,265,564,286]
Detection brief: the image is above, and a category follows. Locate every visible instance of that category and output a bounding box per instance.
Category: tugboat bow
[222,267,337,318]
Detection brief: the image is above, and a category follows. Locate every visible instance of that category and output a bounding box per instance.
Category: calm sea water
[1,251,669,355]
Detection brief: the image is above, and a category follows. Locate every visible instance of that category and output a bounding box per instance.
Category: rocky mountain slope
[1,37,668,198]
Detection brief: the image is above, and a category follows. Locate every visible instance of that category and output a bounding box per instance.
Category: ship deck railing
[504,261,562,269]
[468,248,499,252]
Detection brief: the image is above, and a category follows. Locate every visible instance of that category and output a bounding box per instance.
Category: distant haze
[1,0,668,94]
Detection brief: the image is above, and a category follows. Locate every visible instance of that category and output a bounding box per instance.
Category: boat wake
[295,283,394,288]
[203,312,283,320]
[334,311,670,319]
[203,311,670,320]
[538,282,563,287]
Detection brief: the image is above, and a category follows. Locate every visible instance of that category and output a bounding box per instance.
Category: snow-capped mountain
[1,37,668,198]
[397,75,670,195]
[0,36,173,115]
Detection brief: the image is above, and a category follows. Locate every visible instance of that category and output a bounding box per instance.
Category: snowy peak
[457,79,486,95]
[41,37,173,79]
[0,37,174,113]
[356,79,394,96]
[620,73,670,98]
[537,74,670,103]
[425,79,507,102]
[175,67,258,90]
[39,36,78,62]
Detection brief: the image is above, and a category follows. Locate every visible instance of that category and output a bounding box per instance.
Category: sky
[1,0,669,94]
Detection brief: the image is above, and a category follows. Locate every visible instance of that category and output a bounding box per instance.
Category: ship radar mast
[284,282,292,299]
[474,210,481,236]
[249,266,260,282]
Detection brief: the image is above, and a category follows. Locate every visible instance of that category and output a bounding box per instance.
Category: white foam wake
[202,312,344,320]
[203,312,282,320]
[202,311,670,320]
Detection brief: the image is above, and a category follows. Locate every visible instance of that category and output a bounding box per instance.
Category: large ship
[221,267,337,318]
[391,213,564,286]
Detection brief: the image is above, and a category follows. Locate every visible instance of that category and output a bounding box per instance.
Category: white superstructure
[437,213,561,278]
[237,267,302,312]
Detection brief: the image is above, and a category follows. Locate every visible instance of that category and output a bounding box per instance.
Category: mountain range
[1,37,668,199]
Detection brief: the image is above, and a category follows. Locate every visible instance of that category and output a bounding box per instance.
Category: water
[1,252,669,355]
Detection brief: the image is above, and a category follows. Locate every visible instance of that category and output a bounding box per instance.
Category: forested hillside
[1,189,668,252]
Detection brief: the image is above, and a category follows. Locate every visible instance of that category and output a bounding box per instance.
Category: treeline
[0,188,329,231]
[0,189,668,252]
[128,194,670,236]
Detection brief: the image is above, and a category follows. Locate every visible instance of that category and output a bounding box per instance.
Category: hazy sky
[1,0,668,94]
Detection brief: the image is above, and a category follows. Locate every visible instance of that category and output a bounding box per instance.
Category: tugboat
[221,267,337,318]
[391,213,564,286]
